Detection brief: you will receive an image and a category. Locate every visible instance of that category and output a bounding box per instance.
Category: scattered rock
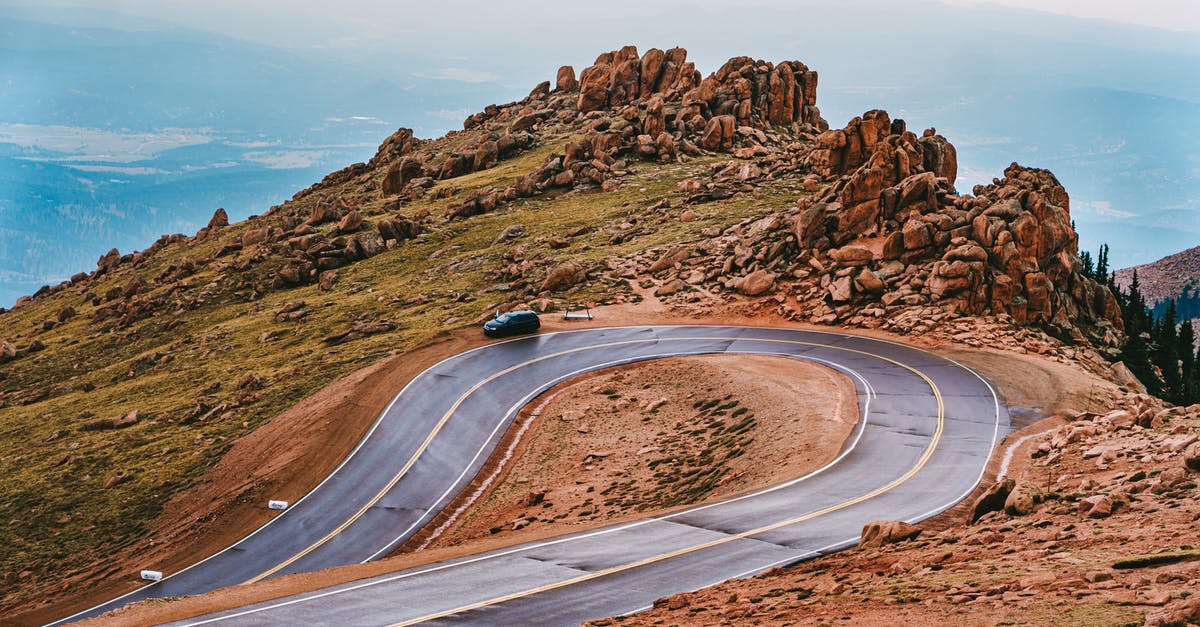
[81,410,140,431]
[735,270,776,296]
[1078,494,1114,519]
[541,262,587,292]
[1182,442,1200,472]
[494,224,527,244]
[858,520,922,548]
[102,470,131,489]
[323,320,396,345]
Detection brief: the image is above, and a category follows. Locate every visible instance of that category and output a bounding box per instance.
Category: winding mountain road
[56,326,1007,625]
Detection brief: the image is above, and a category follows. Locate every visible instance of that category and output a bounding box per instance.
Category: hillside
[1115,245,1200,323]
[0,46,1123,621]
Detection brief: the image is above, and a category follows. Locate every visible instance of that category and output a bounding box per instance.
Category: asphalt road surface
[56,326,1007,625]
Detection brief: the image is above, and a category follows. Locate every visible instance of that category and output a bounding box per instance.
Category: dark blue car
[483,310,541,338]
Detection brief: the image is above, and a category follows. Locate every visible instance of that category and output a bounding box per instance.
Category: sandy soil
[407,354,857,552]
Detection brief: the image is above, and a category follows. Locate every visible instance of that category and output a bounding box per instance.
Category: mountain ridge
[0,45,1132,621]
[1114,245,1200,308]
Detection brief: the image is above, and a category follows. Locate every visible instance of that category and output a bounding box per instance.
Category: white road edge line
[44,334,541,627]
[362,349,875,561]
[61,325,998,627]
[52,325,876,624]
[179,344,947,625]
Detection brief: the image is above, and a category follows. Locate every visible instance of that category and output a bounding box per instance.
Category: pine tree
[1179,319,1197,404]
[1079,250,1094,279]
[1096,244,1109,283]
[1117,269,1163,396]
[1153,300,1182,402]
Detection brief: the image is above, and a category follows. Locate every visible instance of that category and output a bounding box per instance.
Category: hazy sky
[7,0,1199,52]
[951,0,1200,31]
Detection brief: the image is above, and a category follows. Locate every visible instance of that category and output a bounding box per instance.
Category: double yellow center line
[386,342,944,625]
[246,337,693,583]
[245,336,943,627]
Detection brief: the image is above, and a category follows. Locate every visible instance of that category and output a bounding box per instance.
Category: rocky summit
[0,45,1140,621]
[3,46,1117,350]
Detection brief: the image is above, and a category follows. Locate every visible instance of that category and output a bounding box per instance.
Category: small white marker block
[140,570,163,582]
[268,500,289,510]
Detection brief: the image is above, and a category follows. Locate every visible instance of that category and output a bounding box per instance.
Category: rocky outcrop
[367,127,418,169]
[574,47,822,130]
[206,208,229,229]
[636,111,1123,347]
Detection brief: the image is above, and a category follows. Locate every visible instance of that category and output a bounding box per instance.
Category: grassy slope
[0,117,815,610]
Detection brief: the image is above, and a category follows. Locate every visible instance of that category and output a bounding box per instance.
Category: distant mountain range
[1115,245,1200,323]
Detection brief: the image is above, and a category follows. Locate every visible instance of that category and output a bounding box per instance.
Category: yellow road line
[385,345,945,626]
[244,337,672,583]
[245,335,935,588]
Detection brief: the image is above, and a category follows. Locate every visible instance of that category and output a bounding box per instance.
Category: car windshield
[495,313,512,323]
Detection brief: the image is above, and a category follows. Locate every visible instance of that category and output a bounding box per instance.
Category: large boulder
[858,520,922,548]
[307,202,340,226]
[1183,442,1200,472]
[337,210,363,234]
[647,246,693,274]
[1078,494,1114,519]
[555,65,577,92]
[968,479,1013,523]
[829,245,874,267]
[206,208,229,229]
[541,262,587,292]
[638,48,666,98]
[381,157,424,195]
[576,61,611,112]
[793,204,828,245]
[917,129,958,185]
[1003,481,1040,516]
[735,270,776,296]
[699,115,736,151]
[0,340,16,363]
